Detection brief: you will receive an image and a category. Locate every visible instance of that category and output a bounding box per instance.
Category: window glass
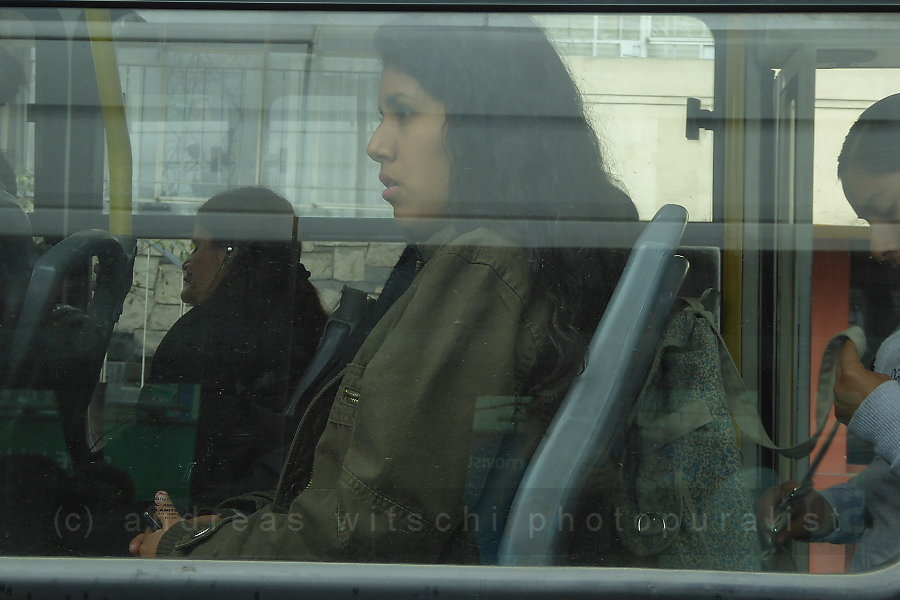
[2,6,900,589]
[0,9,33,210]
[809,65,900,573]
[107,10,715,221]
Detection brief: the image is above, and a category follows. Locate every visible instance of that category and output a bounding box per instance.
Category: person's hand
[756,480,835,545]
[834,340,889,424]
[757,480,802,546]
[129,490,186,558]
[129,491,222,557]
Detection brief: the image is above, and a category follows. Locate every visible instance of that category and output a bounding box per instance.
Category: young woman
[148,187,327,507]
[131,18,638,563]
[760,94,900,571]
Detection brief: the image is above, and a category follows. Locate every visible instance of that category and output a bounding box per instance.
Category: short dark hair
[839,93,900,178]
[195,187,325,372]
[196,186,298,306]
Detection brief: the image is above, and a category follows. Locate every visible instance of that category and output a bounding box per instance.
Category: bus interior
[0,2,899,599]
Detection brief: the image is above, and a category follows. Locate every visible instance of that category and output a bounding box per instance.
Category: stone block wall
[300,241,404,313]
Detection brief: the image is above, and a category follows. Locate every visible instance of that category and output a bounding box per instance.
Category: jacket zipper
[274,368,347,506]
[275,253,420,506]
[342,387,360,405]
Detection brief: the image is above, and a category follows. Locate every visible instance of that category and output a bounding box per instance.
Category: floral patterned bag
[611,297,762,571]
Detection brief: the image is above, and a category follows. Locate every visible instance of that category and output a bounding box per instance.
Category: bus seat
[5,230,134,466]
[495,203,689,566]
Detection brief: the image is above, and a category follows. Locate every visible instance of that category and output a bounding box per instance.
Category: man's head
[839,93,900,264]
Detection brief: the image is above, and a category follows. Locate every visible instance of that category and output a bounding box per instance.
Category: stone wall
[113,240,404,367]
[115,244,186,362]
[299,240,405,313]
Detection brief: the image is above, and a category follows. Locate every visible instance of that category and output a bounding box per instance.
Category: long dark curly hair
[375,18,639,391]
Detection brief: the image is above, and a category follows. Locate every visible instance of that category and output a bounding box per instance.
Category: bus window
[0,5,899,600]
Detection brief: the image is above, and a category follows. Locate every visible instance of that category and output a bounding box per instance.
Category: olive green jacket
[156,226,558,563]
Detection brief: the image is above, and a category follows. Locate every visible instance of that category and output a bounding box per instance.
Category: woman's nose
[366,121,393,164]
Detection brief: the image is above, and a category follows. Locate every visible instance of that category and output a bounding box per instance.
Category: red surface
[808,251,856,573]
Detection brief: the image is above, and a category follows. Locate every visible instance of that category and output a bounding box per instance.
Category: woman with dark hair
[132,18,637,562]
[759,94,900,571]
[149,186,327,508]
[370,22,637,390]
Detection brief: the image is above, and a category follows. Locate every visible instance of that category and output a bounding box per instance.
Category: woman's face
[181,225,231,305]
[843,167,900,266]
[367,65,451,223]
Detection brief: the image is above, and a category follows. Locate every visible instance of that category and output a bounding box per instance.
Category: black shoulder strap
[336,244,420,365]
[282,244,420,418]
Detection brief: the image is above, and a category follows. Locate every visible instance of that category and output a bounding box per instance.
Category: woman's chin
[393,215,442,239]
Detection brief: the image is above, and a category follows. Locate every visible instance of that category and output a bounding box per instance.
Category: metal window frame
[2,2,900,598]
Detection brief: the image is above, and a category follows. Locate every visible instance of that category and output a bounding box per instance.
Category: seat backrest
[6,230,133,384]
[5,230,133,467]
[283,286,370,419]
[496,204,689,566]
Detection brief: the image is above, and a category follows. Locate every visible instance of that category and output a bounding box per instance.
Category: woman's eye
[394,104,414,122]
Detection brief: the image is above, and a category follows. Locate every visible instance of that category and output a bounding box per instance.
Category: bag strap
[627,304,686,435]
[688,296,865,459]
[628,295,864,459]
[629,298,716,453]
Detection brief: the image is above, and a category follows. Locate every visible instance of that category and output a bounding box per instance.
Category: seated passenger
[148,187,326,508]
[130,17,638,562]
[759,94,900,571]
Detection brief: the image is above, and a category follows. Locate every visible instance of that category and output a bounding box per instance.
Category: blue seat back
[496,204,689,566]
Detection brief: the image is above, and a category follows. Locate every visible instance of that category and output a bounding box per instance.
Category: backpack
[610,296,762,571]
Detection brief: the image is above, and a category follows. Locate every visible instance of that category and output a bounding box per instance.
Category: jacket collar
[415,223,462,266]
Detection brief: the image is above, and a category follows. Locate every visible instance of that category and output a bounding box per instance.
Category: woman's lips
[382,185,399,202]
[379,173,398,202]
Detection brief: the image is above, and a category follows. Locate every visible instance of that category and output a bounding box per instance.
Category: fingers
[129,492,183,558]
[129,532,145,556]
[756,479,799,531]
[777,513,808,546]
[840,340,862,370]
[775,487,809,546]
[136,527,167,558]
[834,341,890,422]
[154,490,182,530]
